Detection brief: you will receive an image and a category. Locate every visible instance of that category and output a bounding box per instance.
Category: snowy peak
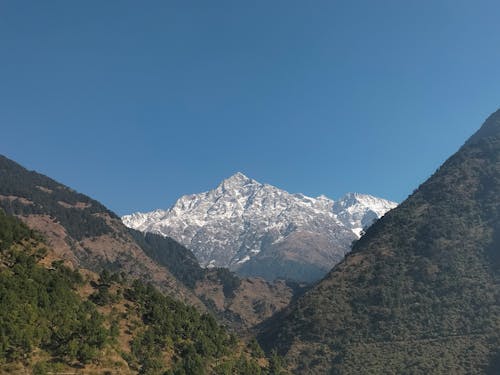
[333,192,397,236]
[334,192,397,214]
[219,172,256,189]
[122,174,397,281]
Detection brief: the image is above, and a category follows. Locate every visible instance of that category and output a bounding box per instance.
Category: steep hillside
[0,210,284,374]
[130,229,296,330]
[260,110,500,374]
[123,173,396,283]
[0,155,202,308]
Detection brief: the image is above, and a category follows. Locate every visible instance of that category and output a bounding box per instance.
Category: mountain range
[2,108,500,373]
[0,155,295,331]
[122,173,396,283]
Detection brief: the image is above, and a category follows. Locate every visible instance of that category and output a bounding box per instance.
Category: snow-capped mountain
[122,173,397,282]
[333,192,398,236]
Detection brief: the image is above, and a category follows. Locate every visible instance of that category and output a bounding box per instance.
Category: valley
[1,108,500,373]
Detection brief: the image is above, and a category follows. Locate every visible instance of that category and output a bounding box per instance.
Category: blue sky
[1,1,500,215]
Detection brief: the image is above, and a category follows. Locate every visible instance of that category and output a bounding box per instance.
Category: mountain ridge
[122,173,397,282]
[0,154,204,307]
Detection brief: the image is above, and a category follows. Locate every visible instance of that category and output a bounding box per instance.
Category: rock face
[123,173,396,282]
[258,109,500,374]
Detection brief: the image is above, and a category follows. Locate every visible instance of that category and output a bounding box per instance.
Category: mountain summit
[122,173,396,282]
[466,108,500,145]
[220,171,256,187]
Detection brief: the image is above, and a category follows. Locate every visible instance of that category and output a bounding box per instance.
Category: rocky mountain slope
[123,173,396,283]
[259,109,500,374]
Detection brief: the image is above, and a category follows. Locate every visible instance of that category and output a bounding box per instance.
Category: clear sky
[1,1,500,215]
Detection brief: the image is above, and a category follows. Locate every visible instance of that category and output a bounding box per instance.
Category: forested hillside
[130,228,296,330]
[0,210,286,374]
[260,110,500,374]
[0,155,203,309]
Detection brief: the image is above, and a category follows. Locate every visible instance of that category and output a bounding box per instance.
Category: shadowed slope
[260,110,500,374]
